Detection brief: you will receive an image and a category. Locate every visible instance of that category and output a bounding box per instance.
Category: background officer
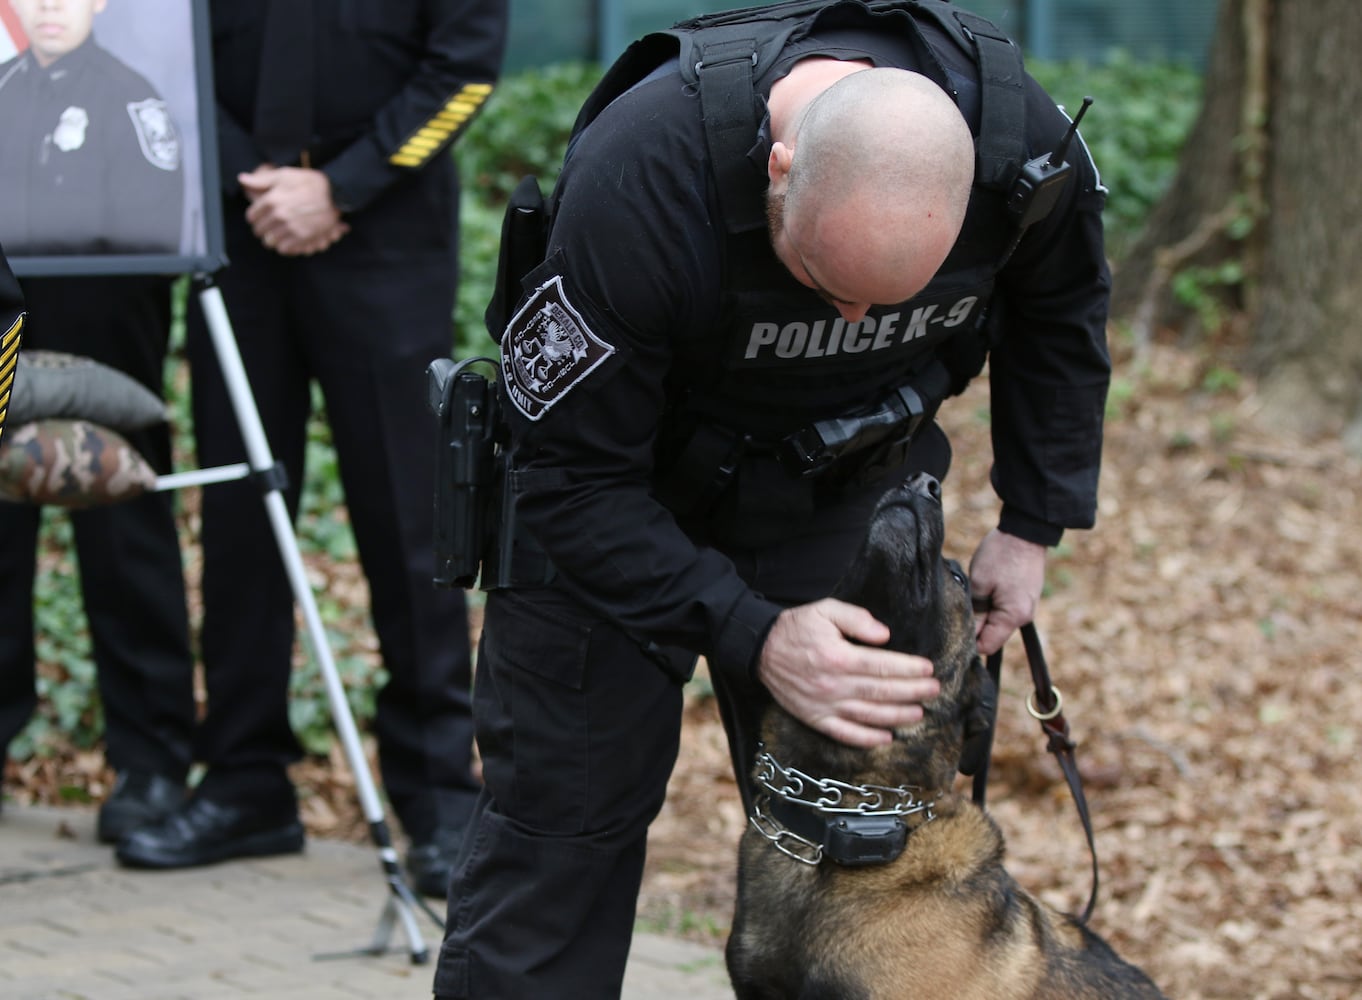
[0,0,194,846]
[434,5,1110,997]
[116,0,510,902]
[0,0,183,255]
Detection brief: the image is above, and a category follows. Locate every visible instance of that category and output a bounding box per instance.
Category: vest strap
[949,9,1027,188]
[694,36,767,233]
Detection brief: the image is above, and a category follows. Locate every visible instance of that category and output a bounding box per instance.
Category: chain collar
[748,746,936,867]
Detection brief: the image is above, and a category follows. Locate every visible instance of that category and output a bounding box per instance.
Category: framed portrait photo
[0,0,225,277]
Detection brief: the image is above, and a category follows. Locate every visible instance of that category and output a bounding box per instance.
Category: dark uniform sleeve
[0,244,25,444]
[503,84,787,678]
[322,0,509,212]
[214,106,262,198]
[986,77,1112,547]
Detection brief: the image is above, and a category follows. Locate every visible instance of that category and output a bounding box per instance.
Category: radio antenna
[1049,96,1094,168]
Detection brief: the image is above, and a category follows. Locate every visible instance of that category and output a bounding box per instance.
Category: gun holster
[428,357,503,589]
[428,173,553,591]
[427,354,556,591]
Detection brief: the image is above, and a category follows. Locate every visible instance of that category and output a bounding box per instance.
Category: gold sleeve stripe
[0,315,19,367]
[0,312,24,443]
[388,82,494,168]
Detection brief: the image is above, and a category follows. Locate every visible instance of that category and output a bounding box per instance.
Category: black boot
[406,824,466,898]
[96,771,186,844]
[115,791,304,869]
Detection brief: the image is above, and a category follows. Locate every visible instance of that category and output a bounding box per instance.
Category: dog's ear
[956,656,998,777]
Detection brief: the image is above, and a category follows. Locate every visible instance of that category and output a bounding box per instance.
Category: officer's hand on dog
[968,528,1046,655]
[757,599,940,748]
[239,166,350,256]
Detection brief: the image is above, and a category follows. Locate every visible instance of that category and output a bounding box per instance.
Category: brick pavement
[0,804,733,1000]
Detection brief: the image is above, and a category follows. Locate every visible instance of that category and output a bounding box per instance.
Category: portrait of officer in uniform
[0,0,184,256]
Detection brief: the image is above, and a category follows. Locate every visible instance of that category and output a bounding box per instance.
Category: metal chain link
[749,794,824,866]
[746,747,937,866]
[753,748,936,819]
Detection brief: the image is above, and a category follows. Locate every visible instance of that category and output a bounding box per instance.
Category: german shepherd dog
[725,473,1167,999]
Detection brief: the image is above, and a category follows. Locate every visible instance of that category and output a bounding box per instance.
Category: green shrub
[1027,52,1203,259]
[19,512,100,759]
[454,62,603,358]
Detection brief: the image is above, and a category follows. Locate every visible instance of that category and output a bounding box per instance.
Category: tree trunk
[1112,0,1362,449]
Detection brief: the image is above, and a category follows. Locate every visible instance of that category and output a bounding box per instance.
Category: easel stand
[154,274,443,964]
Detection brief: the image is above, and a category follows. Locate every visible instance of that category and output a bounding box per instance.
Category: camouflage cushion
[0,419,158,508]
[8,350,166,431]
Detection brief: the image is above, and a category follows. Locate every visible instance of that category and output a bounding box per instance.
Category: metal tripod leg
[192,275,443,964]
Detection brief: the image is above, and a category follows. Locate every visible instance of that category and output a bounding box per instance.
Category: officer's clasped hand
[239,165,349,257]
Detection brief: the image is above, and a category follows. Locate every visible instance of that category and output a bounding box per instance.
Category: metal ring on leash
[1026,686,1064,721]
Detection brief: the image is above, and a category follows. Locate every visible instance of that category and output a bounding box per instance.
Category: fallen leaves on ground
[643,339,1362,1000]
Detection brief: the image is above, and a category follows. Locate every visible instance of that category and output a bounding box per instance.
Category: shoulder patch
[125,98,180,171]
[501,275,616,421]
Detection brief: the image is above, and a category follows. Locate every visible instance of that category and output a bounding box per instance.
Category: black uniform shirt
[208,0,507,215]
[0,39,183,255]
[501,18,1111,676]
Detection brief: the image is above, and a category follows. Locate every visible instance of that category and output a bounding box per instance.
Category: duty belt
[654,359,954,518]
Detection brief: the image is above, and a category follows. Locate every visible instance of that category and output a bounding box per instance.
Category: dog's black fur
[725,473,1168,999]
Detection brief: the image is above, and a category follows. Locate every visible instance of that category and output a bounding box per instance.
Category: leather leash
[972,618,1100,924]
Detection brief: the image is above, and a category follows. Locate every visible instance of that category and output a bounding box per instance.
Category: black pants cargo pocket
[476,589,591,835]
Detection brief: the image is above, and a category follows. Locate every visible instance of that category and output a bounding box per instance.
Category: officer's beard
[765,188,786,250]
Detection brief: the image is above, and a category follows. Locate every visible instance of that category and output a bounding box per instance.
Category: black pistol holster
[428,355,503,590]
[429,175,550,592]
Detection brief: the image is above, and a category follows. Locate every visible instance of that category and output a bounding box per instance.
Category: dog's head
[835,473,968,662]
[816,472,997,791]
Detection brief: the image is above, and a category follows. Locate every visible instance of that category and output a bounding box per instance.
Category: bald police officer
[435,2,1110,996]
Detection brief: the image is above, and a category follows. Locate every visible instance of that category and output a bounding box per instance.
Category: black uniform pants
[184,205,478,836]
[434,426,950,999]
[0,276,195,779]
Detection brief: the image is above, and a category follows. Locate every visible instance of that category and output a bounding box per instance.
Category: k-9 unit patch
[501,275,616,421]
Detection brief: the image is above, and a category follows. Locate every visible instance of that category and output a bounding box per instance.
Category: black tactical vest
[573,1,1034,441]
[490,1,1047,524]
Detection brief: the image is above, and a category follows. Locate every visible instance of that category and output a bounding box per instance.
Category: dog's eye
[948,566,969,589]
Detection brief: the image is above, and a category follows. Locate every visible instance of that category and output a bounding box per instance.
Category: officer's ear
[767,142,795,191]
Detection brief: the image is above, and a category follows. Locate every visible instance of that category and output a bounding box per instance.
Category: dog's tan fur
[725,475,1167,1000]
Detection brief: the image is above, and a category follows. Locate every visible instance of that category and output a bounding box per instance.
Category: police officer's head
[10,0,104,69]
[766,68,974,323]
